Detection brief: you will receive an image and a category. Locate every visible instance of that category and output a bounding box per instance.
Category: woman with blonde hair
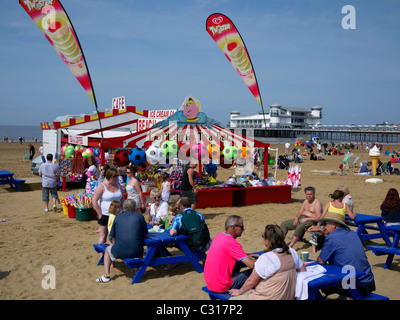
[148,189,168,226]
[92,168,124,244]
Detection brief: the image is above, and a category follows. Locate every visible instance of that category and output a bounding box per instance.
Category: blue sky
[1,0,399,127]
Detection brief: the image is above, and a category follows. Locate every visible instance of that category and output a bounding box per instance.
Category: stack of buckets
[63,204,95,221]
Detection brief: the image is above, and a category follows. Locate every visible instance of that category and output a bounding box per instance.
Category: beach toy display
[369,146,380,176]
[60,190,94,220]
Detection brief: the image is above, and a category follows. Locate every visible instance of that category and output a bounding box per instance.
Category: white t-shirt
[149,201,169,223]
[254,248,303,279]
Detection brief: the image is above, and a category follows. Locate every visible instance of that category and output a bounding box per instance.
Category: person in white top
[92,168,124,244]
[87,156,99,180]
[160,174,171,203]
[148,190,168,226]
[230,224,306,300]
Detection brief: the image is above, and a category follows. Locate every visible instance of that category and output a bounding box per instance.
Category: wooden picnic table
[0,170,25,191]
[94,225,206,284]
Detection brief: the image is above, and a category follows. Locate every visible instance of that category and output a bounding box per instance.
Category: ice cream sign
[137,109,177,132]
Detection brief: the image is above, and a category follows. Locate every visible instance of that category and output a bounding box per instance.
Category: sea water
[0,125,43,142]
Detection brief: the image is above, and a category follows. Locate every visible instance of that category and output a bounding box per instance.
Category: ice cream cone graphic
[370,156,379,175]
[369,146,381,176]
[225,38,252,76]
[45,17,82,65]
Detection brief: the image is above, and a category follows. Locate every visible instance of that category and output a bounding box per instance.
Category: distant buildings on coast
[228,104,400,144]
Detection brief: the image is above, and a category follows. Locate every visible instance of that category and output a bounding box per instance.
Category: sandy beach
[1,141,399,300]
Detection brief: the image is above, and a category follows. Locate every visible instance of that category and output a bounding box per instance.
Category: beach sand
[1,141,399,300]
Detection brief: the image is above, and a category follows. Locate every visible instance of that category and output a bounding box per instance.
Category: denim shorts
[42,186,58,202]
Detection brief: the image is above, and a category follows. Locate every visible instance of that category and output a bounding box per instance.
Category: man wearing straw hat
[308,211,376,299]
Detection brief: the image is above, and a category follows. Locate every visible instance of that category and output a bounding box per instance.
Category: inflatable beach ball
[161,140,179,158]
[178,143,191,161]
[129,148,146,166]
[208,143,221,160]
[93,148,101,157]
[191,143,208,161]
[114,149,130,167]
[64,145,75,159]
[137,161,150,171]
[205,163,217,175]
[222,145,239,162]
[219,155,233,169]
[146,145,161,165]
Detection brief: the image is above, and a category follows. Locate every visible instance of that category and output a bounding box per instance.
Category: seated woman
[357,161,369,175]
[308,189,356,253]
[229,225,306,300]
[380,188,400,226]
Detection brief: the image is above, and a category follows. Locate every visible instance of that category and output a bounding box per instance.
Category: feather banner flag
[20,0,103,138]
[206,13,263,108]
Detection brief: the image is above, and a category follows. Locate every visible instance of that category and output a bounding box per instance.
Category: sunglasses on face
[235,225,244,230]
[153,196,161,200]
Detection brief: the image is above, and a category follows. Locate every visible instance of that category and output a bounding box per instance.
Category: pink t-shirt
[204,233,248,292]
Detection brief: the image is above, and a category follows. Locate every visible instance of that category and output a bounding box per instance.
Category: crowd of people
[37,149,400,299]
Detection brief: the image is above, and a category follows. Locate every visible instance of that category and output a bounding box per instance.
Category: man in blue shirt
[96,199,148,283]
[169,197,211,252]
[309,211,375,298]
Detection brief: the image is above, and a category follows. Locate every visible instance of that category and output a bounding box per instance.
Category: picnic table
[94,225,206,284]
[366,224,400,270]
[346,213,392,244]
[0,170,25,191]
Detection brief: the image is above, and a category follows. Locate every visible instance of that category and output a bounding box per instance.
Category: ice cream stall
[107,95,291,207]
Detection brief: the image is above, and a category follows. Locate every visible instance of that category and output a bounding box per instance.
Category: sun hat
[318,211,349,229]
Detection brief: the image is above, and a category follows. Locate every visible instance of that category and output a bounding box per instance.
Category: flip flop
[96,275,110,283]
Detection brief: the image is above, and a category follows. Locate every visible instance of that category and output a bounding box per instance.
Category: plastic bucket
[67,206,76,219]
[76,207,94,222]
[62,204,68,216]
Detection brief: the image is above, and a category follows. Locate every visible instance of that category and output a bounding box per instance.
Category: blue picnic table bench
[346,213,394,243]
[0,170,25,191]
[366,224,400,270]
[94,226,206,284]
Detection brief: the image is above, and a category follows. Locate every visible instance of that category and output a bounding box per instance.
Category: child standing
[107,201,122,236]
[160,174,171,203]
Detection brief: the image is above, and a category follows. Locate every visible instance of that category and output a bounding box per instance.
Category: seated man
[204,215,260,293]
[169,196,210,252]
[280,186,322,247]
[96,199,148,283]
[308,211,376,298]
